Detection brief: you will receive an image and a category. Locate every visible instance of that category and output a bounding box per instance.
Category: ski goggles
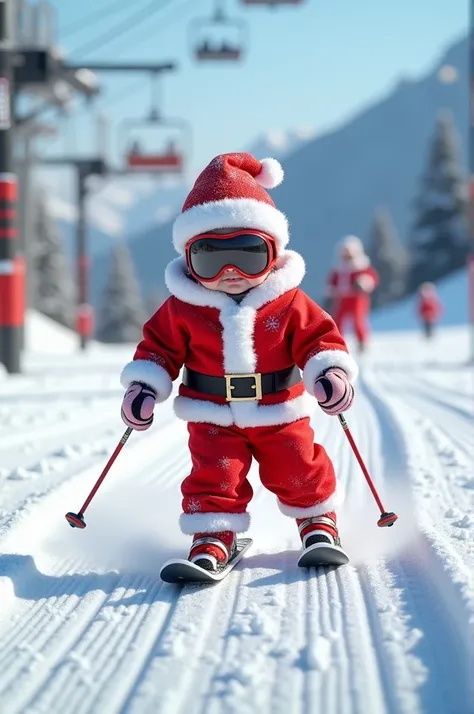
[185,231,277,282]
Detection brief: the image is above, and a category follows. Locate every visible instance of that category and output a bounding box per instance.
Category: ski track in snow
[0,330,472,714]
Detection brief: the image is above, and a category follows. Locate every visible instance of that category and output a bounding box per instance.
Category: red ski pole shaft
[338,414,386,514]
[78,427,133,516]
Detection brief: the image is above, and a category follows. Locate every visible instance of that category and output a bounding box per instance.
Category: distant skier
[417,282,443,339]
[326,235,379,353]
[119,152,359,577]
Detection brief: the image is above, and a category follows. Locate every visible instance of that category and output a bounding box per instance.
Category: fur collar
[165,250,306,311]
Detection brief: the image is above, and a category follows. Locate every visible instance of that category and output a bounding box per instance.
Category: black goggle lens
[189,234,271,280]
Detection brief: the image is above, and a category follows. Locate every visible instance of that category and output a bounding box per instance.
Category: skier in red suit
[417,282,443,339]
[120,152,359,572]
[326,235,379,352]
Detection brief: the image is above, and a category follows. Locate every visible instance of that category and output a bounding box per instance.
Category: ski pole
[65,427,133,529]
[338,414,398,528]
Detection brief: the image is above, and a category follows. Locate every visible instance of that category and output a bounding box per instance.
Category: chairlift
[120,74,190,175]
[191,0,247,63]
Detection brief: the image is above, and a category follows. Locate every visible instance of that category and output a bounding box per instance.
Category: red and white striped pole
[0,0,23,374]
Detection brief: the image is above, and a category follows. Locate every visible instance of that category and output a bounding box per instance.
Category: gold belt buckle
[225,373,263,402]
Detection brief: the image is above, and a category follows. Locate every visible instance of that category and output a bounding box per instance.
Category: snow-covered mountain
[44,173,189,260]
[90,35,467,307]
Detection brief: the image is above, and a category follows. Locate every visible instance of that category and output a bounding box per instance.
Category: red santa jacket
[326,260,379,300]
[417,294,442,322]
[121,251,358,429]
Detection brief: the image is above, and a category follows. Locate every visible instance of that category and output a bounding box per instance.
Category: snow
[0,315,473,713]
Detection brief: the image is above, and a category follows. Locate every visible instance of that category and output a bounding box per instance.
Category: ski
[298,542,350,568]
[160,537,253,584]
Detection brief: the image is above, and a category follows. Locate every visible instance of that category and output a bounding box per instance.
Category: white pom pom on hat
[255,158,285,189]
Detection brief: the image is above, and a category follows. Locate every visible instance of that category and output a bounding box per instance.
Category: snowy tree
[368,208,409,308]
[32,188,75,327]
[96,241,148,343]
[409,110,468,289]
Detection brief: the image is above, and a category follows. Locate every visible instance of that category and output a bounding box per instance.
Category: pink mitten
[314,368,354,415]
[121,382,156,431]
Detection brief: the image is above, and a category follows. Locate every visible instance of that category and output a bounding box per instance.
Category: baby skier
[120,152,358,573]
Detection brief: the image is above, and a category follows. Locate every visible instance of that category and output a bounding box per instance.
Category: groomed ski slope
[0,313,473,714]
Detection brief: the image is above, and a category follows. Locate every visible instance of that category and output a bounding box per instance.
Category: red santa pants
[181,417,337,533]
[333,295,370,344]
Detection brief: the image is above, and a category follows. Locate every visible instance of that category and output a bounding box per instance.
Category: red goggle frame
[185,230,278,283]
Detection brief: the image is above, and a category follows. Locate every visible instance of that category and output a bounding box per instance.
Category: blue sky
[40,0,467,178]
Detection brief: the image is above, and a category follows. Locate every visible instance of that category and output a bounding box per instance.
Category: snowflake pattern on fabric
[220,478,232,492]
[217,456,231,470]
[208,426,220,436]
[264,316,280,332]
[186,497,201,514]
[147,352,166,367]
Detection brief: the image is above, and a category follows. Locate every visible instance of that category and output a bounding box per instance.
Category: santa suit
[120,152,358,536]
[326,252,378,346]
[417,293,442,324]
[121,252,358,535]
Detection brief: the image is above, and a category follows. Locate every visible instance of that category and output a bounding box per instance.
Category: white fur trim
[120,360,173,402]
[180,511,250,534]
[303,350,359,389]
[165,250,305,312]
[174,392,313,428]
[174,396,234,426]
[256,158,284,189]
[277,487,343,518]
[172,197,289,254]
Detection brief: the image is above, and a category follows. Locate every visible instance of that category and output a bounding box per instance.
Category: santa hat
[339,235,365,255]
[172,152,288,255]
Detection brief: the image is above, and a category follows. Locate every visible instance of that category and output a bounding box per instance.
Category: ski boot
[188,531,237,573]
[297,513,349,567]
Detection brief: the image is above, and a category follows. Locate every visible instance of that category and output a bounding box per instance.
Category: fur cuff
[277,488,343,518]
[303,350,358,391]
[120,360,173,402]
[180,511,251,535]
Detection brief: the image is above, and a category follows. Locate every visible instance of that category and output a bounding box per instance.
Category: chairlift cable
[70,0,175,58]
[59,0,144,38]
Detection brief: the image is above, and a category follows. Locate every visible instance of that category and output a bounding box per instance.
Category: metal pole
[0,0,23,374]
[77,168,88,350]
[470,0,474,362]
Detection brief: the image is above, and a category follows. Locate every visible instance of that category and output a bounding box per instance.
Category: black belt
[182,365,302,402]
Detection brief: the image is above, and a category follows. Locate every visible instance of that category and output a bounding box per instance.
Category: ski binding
[160,537,253,583]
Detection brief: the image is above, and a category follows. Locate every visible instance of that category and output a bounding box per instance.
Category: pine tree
[368,208,409,308]
[32,187,75,327]
[409,110,468,289]
[96,241,148,343]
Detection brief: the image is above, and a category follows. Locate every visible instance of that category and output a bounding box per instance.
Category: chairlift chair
[120,74,191,175]
[191,0,247,62]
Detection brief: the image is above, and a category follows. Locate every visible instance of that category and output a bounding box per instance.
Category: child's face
[195,227,273,294]
[203,270,269,294]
